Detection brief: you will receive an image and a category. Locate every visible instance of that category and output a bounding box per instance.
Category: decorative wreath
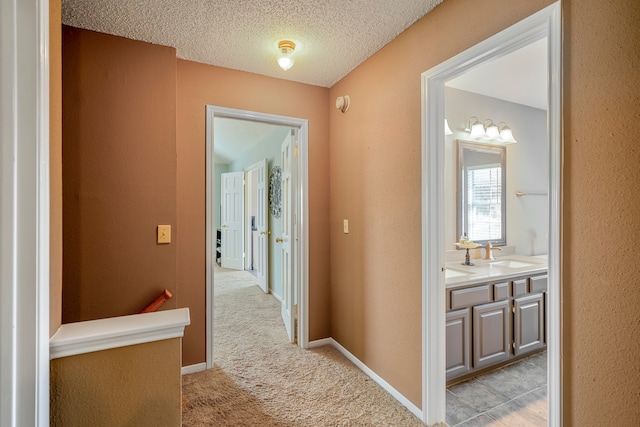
[269,166,282,218]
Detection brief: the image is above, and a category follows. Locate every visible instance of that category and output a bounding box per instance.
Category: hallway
[181,266,423,426]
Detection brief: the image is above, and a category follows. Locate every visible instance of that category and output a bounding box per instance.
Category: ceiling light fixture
[464,116,517,144]
[277,40,296,71]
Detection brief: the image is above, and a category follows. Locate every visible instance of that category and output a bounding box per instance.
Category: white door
[255,160,269,293]
[221,171,244,270]
[280,130,296,342]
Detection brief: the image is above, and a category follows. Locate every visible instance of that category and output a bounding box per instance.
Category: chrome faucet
[483,242,502,260]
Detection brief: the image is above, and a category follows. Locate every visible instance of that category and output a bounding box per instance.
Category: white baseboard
[181,362,206,375]
[307,338,332,348]
[271,291,283,303]
[308,337,423,420]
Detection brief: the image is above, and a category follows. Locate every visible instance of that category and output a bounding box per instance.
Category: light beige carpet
[181,266,425,426]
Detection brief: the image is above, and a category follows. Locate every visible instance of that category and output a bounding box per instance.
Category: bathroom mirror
[457,140,506,246]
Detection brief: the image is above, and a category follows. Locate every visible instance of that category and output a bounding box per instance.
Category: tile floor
[446,351,547,426]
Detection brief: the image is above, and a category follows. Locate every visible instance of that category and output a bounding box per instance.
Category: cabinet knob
[275,238,283,243]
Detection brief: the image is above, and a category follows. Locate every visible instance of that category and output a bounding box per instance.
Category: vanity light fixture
[498,122,517,143]
[464,116,517,144]
[484,119,500,139]
[277,40,296,71]
[444,119,453,136]
[466,116,486,139]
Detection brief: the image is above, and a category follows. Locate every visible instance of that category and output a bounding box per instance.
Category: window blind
[466,165,502,241]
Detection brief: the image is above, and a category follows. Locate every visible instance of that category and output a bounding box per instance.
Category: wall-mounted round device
[335,95,350,113]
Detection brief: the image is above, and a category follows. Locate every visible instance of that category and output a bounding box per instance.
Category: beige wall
[51,0,640,423]
[176,60,331,364]
[562,0,640,424]
[329,0,640,422]
[50,0,62,335]
[58,26,331,367]
[61,27,178,322]
[50,339,182,426]
[328,0,556,406]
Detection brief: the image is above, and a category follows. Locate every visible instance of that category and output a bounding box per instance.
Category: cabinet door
[514,293,545,356]
[446,308,470,380]
[473,300,510,369]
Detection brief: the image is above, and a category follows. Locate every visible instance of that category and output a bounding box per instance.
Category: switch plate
[157,225,171,244]
[343,219,349,234]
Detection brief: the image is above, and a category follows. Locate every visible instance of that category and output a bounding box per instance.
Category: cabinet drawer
[530,275,548,292]
[493,282,509,301]
[512,279,527,297]
[451,285,491,309]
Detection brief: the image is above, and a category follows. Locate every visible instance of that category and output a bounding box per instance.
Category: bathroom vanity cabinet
[446,273,548,382]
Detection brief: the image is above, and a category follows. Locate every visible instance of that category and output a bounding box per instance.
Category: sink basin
[490,260,537,269]
[445,268,475,279]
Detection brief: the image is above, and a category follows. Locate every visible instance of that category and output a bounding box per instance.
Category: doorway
[205,106,310,369]
[421,3,561,426]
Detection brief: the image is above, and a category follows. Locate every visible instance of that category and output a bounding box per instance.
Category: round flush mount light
[336,95,350,113]
[277,40,296,71]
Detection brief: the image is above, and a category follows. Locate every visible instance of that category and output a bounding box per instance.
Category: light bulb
[277,40,296,71]
[278,56,294,71]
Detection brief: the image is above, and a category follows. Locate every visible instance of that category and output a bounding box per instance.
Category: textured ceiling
[61,0,545,160]
[62,0,443,88]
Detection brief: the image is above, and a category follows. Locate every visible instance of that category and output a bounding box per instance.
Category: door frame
[0,0,50,424]
[205,105,310,368]
[421,3,562,425]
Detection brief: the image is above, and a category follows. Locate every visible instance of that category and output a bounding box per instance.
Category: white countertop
[445,255,548,288]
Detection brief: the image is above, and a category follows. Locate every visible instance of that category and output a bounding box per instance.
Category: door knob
[275,238,283,243]
[222,224,227,228]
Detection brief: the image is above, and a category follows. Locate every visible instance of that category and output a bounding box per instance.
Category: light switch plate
[157,225,171,244]
[343,219,349,234]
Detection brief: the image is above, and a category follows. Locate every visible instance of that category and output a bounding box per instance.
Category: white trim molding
[0,0,50,425]
[421,2,562,425]
[307,338,333,348]
[50,308,191,360]
[271,291,284,303]
[181,362,207,375]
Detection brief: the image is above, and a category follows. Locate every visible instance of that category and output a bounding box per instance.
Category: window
[466,164,502,241]
[457,141,506,246]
